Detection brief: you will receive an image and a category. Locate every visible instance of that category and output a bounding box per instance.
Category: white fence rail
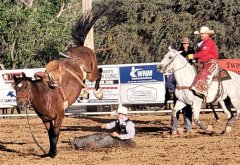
[0,108,232,118]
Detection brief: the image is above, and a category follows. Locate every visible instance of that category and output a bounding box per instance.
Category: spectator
[178,37,196,64]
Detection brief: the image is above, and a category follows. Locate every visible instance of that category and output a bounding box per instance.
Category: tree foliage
[95,0,240,64]
[0,0,81,68]
[0,0,239,68]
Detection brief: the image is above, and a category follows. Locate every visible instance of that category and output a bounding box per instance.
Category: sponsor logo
[130,66,152,80]
[127,86,157,101]
[7,91,16,98]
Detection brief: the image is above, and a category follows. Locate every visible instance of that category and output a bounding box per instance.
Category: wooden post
[82,0,94,50]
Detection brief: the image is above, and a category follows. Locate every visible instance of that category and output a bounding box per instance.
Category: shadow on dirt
[137,126,169,134]
[61,125,103,133]
[0,142,22,153]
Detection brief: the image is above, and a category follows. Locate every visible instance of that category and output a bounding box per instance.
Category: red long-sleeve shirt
[194,37,218,62]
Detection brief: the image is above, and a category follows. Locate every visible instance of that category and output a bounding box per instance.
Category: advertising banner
[0,63,165,108]
[0,68,45,108]
[119,63,165,104]
[74,65,120,105]
[218,59,240,74]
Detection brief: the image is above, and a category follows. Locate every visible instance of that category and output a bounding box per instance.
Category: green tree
[0,0,81,68]
[95,0,240,64]
[0,0,239,68]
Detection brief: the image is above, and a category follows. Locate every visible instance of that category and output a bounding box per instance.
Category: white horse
[157,46,240,134]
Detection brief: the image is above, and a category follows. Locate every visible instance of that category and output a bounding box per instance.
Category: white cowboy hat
[194,26,215,34]
[117,106,128,115]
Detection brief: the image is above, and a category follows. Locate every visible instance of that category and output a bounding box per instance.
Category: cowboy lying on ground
[69,105,136,150]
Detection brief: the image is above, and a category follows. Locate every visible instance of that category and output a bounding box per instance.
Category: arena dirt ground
[1,112,240,165]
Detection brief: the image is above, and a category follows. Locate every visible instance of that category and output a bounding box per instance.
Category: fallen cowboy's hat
[117,106,128,115]
[194,26,215,34]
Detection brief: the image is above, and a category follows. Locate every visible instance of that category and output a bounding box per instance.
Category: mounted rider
[188,26,219,97]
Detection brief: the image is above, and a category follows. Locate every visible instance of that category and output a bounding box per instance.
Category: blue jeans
[72,133,136,149]
[171,105,192,132]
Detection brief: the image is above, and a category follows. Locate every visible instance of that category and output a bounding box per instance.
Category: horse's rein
[16,80,47,155]
[163,54,190,90]
[162,53,178,73]
[163,54,188,74]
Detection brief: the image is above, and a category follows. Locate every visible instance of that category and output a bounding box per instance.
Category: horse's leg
[94,68,102,90]
[49,114,64,158]
[229,96,240,118]
[222,96,239,134]
[42,121,53,157]
[209,103,220,121]
[42,115,63,158]
[80,80,89,99]
[93,68,103,99]
[192,99,208,130]
[218,100,234,134]
[182,105,193,132]
[171,101,187,134]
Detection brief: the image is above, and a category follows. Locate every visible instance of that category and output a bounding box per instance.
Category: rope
[65,68,87,88]
[25,107,47,155]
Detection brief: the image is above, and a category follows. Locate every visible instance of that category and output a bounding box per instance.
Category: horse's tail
[71,4,109,47]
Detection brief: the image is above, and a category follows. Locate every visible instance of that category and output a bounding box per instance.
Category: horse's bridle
[16,81,32,107]
[163,53,188,74]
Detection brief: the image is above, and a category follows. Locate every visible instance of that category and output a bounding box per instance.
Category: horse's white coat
[158,46,240,132]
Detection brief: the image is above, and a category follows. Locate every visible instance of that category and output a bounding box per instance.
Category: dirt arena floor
[1,111,240,165]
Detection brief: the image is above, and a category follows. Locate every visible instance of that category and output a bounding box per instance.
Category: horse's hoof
[224,126,232,134]
[80,88,89,99]
[47,152,57,158]
[177,127,184,135]
[206,124,213,132]
[94,88,103,100]
[40,153,56,158]
[171,130,177,135]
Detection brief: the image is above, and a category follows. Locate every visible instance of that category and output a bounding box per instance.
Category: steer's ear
[168,46,172,50]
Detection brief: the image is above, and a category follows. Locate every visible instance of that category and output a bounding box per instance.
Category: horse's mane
[171,48,197,74]
[14,75,45,85]
[71,4,110,46]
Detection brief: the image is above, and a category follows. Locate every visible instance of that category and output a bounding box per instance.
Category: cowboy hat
[117,106,128,115]
[181,37,190,44]
[194,26,215,34]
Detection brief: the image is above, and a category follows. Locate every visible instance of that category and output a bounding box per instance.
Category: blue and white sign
[119,63,165,104]
[0,89,17,108]
[120,64,164,84]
